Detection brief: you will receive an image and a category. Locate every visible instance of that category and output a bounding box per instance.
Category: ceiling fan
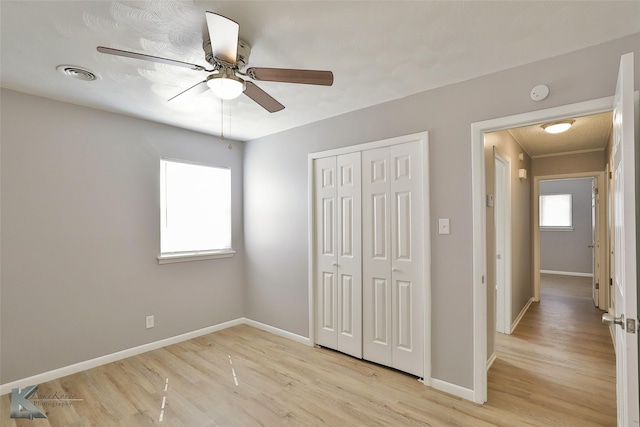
[97,12,334,113]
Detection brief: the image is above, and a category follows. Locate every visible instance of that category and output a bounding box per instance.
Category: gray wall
[484,131,533,359]
[2,33,639,393]
[532,151,606,176]
[243,33,640,390]
[539,178,595,274]
[0,89,245,384]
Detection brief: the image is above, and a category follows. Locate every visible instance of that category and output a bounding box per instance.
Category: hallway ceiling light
[541,120,575,134]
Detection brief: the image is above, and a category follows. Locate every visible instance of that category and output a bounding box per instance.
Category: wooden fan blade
[168,80,209,102]
[244,81,284,113]
[247,67,333,86]
[97,46,211,71]
[205,12,239,65]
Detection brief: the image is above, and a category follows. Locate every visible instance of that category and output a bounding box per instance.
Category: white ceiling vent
[56,65,99,81]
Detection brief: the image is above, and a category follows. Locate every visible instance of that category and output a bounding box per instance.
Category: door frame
[471,96,614,404]
[307,131,431,383]
[494,150,512,334]
[533,173,606,306]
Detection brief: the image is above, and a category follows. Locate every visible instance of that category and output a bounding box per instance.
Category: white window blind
[160,159,231,255]
[539,193,572,229]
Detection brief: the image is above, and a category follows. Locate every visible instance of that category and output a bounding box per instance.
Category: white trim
[308,131,428,159]
[532,148,605,159]
[431,378,475,401]
[510,298,534,334]
[486,353,497,371]
[471,115,488,404]
[308,131,431,383]
[421,134,433,386]
[243,318,311,346]
[471,95,614,405]
[540,227,575,232]
[0,318,245,395]
[540,270,594,278]
[307,155,316,348]
[157,249,236,264]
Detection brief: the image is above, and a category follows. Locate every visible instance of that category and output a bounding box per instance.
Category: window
[539,193,573,230]
[158,159,233,263]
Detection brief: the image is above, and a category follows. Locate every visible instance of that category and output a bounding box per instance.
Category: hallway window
[540,193,573,230]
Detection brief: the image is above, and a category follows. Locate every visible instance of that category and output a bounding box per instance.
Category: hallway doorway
[471,95,615,403]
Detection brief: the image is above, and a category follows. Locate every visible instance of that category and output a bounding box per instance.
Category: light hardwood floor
[488,274,616,427]
[1,274,615,426]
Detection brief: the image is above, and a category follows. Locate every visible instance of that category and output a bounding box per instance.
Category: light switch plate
[438,218,450,235]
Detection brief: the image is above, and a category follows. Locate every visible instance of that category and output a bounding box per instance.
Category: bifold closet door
[362,141,424,377]
[314,153,362,358]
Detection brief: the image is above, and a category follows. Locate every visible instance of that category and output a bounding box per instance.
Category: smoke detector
[530,84,549,101]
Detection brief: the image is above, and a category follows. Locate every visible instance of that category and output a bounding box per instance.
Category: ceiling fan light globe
[206,73,245,100]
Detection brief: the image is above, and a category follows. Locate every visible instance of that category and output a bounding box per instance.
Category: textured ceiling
[1,1,639,142]
[508,112,613,158]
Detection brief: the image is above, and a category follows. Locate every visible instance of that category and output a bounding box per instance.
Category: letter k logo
[10,385,47,419]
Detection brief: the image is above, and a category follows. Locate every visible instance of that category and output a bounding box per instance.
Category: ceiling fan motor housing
[204,39,251,70]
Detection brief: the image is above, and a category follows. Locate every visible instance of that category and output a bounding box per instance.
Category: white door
[608,161,615,315]
[336,153,362,358]
[313,154,362,358]
[607,52,639,427]
[314,156,338,349]
[362,146,393,367]
[592,178,599,306]
[363,141,424,377]
[494,153,511,334]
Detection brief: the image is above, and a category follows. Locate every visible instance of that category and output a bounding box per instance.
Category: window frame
[539,193,574,231]
[157,158,235,264]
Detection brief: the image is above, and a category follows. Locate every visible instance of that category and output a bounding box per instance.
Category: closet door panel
[372,277,390,344]
[390,142,424,377]
[363,147,393,366]
[396,280,413,349]
[314,157,338,349]
[336,153,362,358]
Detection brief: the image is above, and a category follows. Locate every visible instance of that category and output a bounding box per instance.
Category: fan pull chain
[220,99,233,149]
[220,98,225,141]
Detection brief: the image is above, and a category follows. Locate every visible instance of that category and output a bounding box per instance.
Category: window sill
[157,250,236,264]
[540,227,574,232]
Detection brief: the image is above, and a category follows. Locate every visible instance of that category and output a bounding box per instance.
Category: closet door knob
[392,267,399,272]
[332,262,338,267]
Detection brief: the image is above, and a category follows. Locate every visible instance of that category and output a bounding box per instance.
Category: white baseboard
[540,269,593,278]
[486,352,497,371]
[1,317,311,395]
[511,298,534,334]
[243,318,311,346]
[431,378,475,401]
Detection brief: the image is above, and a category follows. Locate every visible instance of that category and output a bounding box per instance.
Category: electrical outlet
[146,315,155,329]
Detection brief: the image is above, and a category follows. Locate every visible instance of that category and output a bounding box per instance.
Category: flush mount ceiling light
[206,69,246,100]
[541,119,575,134]
[56,64,99,81]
